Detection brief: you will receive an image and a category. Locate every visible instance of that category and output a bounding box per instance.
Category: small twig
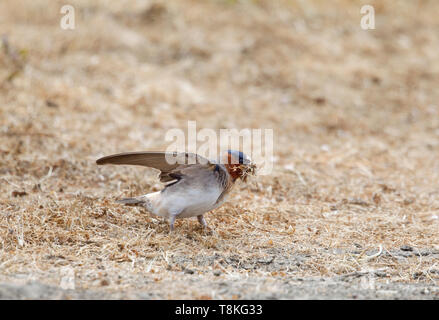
[294,170,307,186]
[1,178,21,189]
[145,256,157,272]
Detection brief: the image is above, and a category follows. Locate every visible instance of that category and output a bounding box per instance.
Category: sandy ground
[1,0,439,299]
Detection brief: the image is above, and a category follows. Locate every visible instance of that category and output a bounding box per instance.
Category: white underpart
[140,185,226,219]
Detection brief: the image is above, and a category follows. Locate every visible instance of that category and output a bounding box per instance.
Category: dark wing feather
[161,163,231,197]
[96,151,211,182]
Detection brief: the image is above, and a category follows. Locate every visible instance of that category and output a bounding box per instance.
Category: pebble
[183,268,194,275]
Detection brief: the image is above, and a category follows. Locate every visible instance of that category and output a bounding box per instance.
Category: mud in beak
[240,163,257,182]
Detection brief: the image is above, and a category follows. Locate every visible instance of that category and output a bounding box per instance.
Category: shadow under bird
[96,150,256,231]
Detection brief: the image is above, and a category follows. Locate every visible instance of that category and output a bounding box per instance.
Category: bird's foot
[197,215,216,234]
[197,215,208,228]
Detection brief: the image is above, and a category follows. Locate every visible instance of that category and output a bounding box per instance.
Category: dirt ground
[1,0,439,300]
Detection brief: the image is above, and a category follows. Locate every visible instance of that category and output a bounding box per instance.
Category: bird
[96,150,256,231]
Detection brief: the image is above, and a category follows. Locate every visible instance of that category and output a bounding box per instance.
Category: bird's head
[222,150,257,182]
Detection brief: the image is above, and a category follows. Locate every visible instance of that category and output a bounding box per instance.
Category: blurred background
[1,0,439,299]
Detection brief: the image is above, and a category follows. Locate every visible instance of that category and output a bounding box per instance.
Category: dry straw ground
[1,0,439,299]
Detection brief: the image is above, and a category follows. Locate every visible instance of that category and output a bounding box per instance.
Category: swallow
[96,150,256,231]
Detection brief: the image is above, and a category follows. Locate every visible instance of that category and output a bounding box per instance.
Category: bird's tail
[115,192,159,213]
[115,197,145,206]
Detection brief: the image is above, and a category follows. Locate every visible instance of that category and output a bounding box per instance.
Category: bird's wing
[162,163,231,197]
[96,151,212,182]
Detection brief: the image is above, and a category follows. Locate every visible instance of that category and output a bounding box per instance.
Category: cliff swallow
[96,150,256,231]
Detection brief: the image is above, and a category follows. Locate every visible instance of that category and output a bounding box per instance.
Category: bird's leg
[197,215,208,228]
[168,209,183,232]
[169,215,176,232]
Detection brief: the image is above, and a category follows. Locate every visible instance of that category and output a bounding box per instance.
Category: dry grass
[1,0,439,298]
